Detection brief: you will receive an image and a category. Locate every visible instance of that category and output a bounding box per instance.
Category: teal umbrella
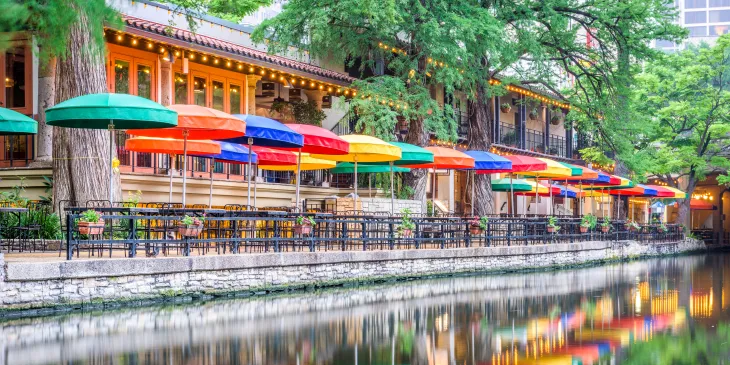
[0,107,37,135]
[331,162,410,174]
[47,93,178,202]
[491,178,533,192]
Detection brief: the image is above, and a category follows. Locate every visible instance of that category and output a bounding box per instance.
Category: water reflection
[2,254,729,365]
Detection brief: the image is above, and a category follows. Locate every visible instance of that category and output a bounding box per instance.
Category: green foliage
[0,180,29,207]
[621,322,730,364]
[79,210,102,223]
[296,215,316,226]
[0,209,62,240]
[547,216,560,231]
[124,190,143,207]
[580,214,598,229]
[469,216,489,230]
[426,200,434,217]
[40,176,53,205]
[601,216,611,228]
[180,215,204,226]
[166,0,272,26]
[0,0,121,64]
[397,208,415,234]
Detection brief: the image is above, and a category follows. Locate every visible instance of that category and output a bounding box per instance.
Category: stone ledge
[4,240,616,282]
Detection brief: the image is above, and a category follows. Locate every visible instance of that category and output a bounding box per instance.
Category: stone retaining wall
[0,239,706,312]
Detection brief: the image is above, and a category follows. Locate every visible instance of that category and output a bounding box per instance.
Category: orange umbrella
[127,105,246,206]
[125,137,221,203]
[403,146,474,214]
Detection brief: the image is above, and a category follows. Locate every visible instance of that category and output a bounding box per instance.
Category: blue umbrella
[222,115,304,207]
[552,183,577,199]
[192,142,258,208]
[463,150,512,216]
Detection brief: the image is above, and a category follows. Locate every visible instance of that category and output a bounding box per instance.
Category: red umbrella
[282,124,349,210]
[251,146,298,166]
[490,155,547,216]
[645,184,677,198]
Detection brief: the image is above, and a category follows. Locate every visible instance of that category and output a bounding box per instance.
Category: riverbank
[0,238,707,315]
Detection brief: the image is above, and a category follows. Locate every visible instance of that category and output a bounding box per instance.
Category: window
[686,0,707,8]
[193,76,207,107]
[655,40,675,48]
[212,80,225,111]
[229,84,242,114]
[174,72,188,104]
[114,60,131,94]
[688,26,708,36]
[709,9,730,21]
[137,64,152,99]
[685,11,707,23]
[709,0,730,7]
[4,47,27,109]
[710,24,730,34]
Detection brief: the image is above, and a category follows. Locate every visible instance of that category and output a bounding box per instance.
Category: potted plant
[78,209,104,235]
[546,216,561,233]
[580,214,597,233]
[550,113,563,125]
[294,215,316,235]
[658,223,668,233]
[600,217,612,233]
[528,108,539,120]
[468,216,489,235]
[626,220,640,232]
[500,103,512,113]
[177,215,205,237]
[397,208,416,238]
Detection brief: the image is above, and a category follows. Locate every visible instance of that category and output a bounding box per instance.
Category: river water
[2,253,730,365]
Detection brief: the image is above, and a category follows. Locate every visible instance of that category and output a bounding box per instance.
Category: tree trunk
[52,10,119,206]
[676,177,696,230]
[402,116,428,203]
[467,83,494,216]
[29,55,55,168]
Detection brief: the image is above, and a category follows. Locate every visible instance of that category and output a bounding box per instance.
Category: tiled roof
[121,15,355,85]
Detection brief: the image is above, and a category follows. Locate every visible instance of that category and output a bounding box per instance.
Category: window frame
[0,44,33,115]
[173,60,247,113]
[106,44,158,101]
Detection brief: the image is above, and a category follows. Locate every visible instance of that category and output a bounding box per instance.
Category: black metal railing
[54,210,685,260]
[549,135,566,158]
[500,123,517,147]
[526,128,544,153]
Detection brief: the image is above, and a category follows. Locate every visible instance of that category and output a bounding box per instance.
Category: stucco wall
[0,239,706,312]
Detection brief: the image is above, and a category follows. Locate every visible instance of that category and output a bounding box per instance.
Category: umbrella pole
[590,183,595,216]
[247,138,253,207]
[471,170,475,216]
[295,148,302,212]
[390,161,395,215]
[168,155,174,203]
[579,182,583,216]
[617,191,621,220]
[535,176,539,217]
[509,174,514,217]
[549,178,553,216]
[354,159,358,199]
[108,124,114,204]
[254,164,258,208]
[209,158,215,209]
[181,131,189,207]
[432,167,437,215]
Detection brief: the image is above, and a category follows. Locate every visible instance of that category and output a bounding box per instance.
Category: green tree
[596,36,730,227]
[252,0,683,214]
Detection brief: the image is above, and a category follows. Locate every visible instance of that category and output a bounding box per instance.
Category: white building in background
[656,0,730,51]
[242,1,286,27]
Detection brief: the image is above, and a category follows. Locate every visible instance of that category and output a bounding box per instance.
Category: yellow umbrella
[517,157,572,215]
[259,153,336,171]
[663,186,687,199]
[312,134,401,197]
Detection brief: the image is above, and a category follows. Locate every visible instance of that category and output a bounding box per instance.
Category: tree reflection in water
[1,254,729,365]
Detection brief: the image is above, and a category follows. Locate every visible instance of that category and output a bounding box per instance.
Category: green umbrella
[47,93,178,202]
[491,178,533,192]
[331,162,410,174]
[0,107,37,135]
[558,162,583,176]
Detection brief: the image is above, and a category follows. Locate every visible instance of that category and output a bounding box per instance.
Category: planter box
[294,224,312,235]
[78,221,104,236]
[469,226,484,235]
[601,226,610,233]
[177,224,203,237]
[399,229,413,238]
[580,226,589,233]
[547,226,556,233]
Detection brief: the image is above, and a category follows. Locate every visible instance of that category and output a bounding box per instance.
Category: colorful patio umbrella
[124,137,221,203]
[518,157,572,216]
[489,178,534,192]
[378,142,433,213]
[259,153,335,171]
[689,199,715,210]
[404,146,475,215]
[645,184,679,198]
[464,150,512,215]
[514,181,563,196]
[606,184,657,197]
[284,124,349,211]
[196,142,258,208]
[584,174,634,218]
[46,93,178,203]
[662,186,687,199]
[562,165,600,215]
[128,105,246,206]
[491,155,547,216]
[313,134,401,205]
[223,115,304,207]
[251,146,299,207]
[0,107,38,134]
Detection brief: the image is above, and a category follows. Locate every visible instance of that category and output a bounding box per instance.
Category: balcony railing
[526,128,544,153]
[500,123,517,147]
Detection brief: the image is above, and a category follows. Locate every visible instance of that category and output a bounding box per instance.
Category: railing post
[465,222,471,248]
[66,213,74,260]
[388,221,395,250]
[507,222,512,246]
[486,221,491,247]
[361,220,367,251]
[273,220,280,252]
[128,216,137,258]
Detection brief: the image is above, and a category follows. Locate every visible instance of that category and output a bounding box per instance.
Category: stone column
[303,89,327,109]
[160,59,173,106]
[246,75,262,116]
